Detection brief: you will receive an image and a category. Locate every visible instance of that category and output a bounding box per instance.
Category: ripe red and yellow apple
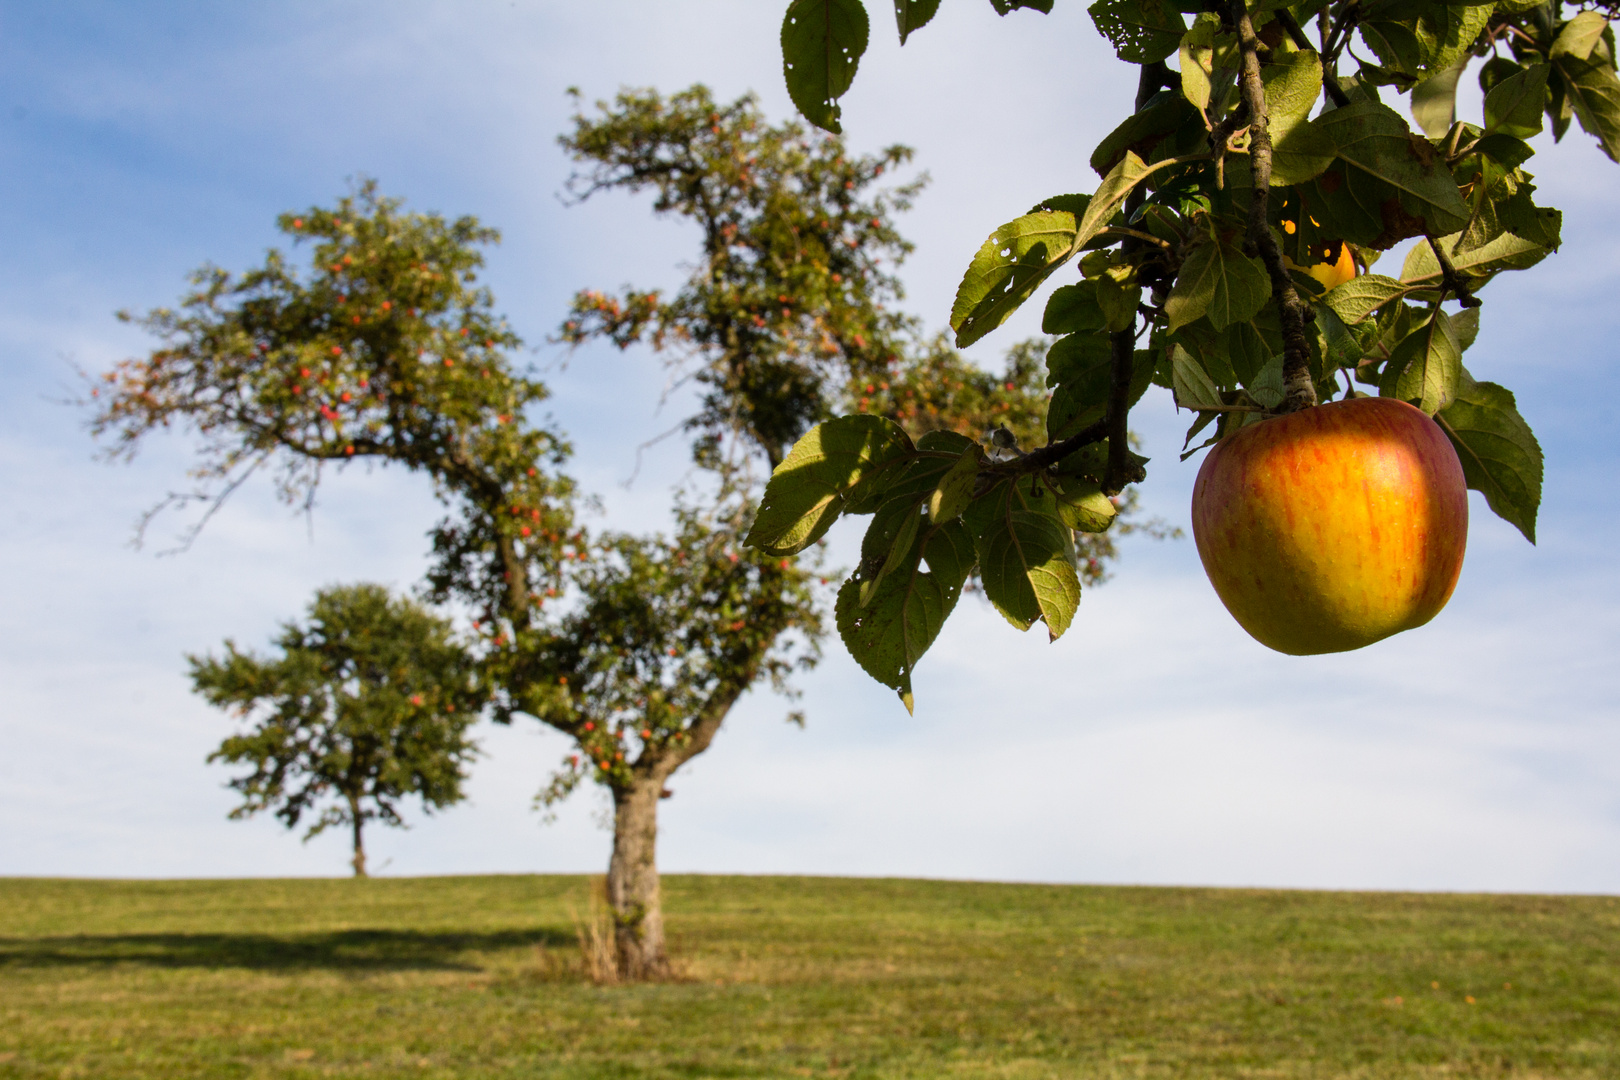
[1190,397,1468,655]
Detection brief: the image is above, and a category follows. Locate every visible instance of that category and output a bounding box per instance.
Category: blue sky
[2,1,1617,890]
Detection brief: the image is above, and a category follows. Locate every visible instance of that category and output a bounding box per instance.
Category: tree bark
[606,772,669,979]
[348,794,367,878]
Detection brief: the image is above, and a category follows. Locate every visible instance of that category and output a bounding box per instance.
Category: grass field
[1,875,1617,1078]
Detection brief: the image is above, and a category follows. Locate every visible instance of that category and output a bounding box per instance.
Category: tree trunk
[606,773,669,979]
[348,795,367,878]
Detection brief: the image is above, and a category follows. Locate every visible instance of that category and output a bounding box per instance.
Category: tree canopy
[192,583,484,877]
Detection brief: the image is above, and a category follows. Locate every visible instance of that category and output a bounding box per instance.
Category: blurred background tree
[191,583,484,878]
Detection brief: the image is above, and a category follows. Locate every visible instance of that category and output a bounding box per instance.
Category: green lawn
[1,875,1616,1078]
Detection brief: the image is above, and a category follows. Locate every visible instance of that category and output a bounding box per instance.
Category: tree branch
[1426,236,1484,309]
[1017,418,1109,474]
[1232,1,1318,414]
[1275,8,1350,108]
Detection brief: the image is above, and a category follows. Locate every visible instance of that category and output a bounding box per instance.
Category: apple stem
[1230,0,1317,415]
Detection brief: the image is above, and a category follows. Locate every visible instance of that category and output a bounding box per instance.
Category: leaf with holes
[894,0,940,43]
[1089,0,1185,64]
[836,518,974,712]
[951,151,1156,346]
[989,0,1054,12]
[746,414,912,555]
[951,212,1081,349]
[1436,372,1543,543]
[781,0,870,134]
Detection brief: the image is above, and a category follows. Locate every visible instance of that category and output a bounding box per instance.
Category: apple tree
[748,0,1610,701]
[92,133,1135,974]
[191,583,485,878]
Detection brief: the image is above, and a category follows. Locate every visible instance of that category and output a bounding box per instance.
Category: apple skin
[1191,396,1468,655]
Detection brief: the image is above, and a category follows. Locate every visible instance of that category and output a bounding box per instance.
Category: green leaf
[1264,48,1325,146]
[1400,231,1552,286]
[746,414,912,555]
[782,0,870,134]
[989,0,1055,12]
[1171,344,1223,410]
[1088,0,1186,64]
[1556,40,1620,162]
[928,444,982,524]
[952,151,1157,347]
[962,479,1081,639]
[1297,102,1472,247]
[837,518,975,712]
[1095,274,1143,332]
[1475,132,1535,170]
[951,211,1082,349]
[1435,373,1543,544]
[1218,319,1274,384]
[1046,337,1155,441]
[1165,226,1270,332]
[1319,273,1413,323]
[1359,3,1493,80]
[1551,11,1608,62]
[1410,59,1465,140]
[1379,308,1460,415]
[1179,13,1225,111]
[860,500,923,607]
[1090,93,1199,177]
[1054,476,1118,533]
[1484,63,1549,140]
[1042,281,1109,335]
[1314,305,1365,374]
[895,0,941,43]
[1246,354,1286,410]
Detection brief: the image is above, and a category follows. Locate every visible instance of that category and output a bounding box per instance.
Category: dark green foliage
[506,487,825,802]
[752,0,1605,691]
[93,180,574,619]
[191,584,483,874]
[558,85,921,467]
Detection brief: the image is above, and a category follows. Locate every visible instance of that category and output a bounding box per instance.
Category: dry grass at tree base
[0,875,1617,1079]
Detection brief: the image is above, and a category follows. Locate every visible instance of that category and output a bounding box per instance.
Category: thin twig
[1426,236,1483,308]
[1274,9,1351,108]
[1011,418,1109,474]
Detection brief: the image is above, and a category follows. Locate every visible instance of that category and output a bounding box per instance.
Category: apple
[1191,396,1468,655]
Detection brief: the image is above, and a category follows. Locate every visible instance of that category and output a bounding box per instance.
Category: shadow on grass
[0,927,574,973]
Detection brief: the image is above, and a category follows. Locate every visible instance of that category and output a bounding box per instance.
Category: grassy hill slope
[1,874,1617,1078]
